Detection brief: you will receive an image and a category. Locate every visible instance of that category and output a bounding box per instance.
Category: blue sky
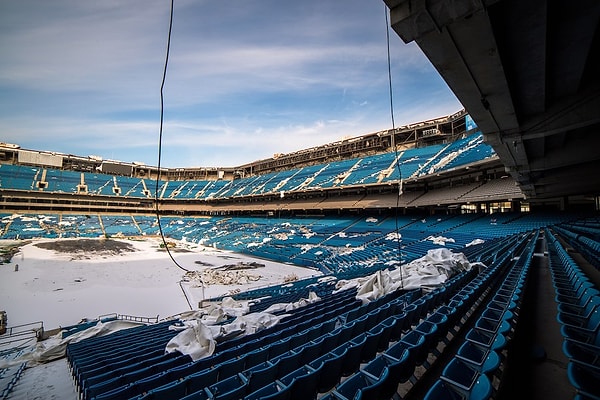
[0,1,462,168]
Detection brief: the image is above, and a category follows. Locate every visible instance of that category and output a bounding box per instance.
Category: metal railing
[0,321,43,347]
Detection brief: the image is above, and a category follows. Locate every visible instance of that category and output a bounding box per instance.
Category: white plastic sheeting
[336,248,485,303]
[425,235,456,246]
[163,293,320,361]
[164,310,287,361]
[466,238,486,247]
[262,291,321,314]
[165,320,216,362]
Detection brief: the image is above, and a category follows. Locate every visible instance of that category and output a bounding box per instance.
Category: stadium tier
[0,132,507,207]
[1,115,599,400]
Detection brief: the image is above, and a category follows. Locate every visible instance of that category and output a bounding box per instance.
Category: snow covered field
[0,237,321,330]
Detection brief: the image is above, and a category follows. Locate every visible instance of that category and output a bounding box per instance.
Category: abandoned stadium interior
[1,107,599,400]
[1,0,600,399]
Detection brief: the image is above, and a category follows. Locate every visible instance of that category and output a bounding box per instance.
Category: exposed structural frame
[384,0,600,200]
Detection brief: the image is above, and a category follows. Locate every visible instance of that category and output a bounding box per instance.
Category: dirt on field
[34,238,138,260]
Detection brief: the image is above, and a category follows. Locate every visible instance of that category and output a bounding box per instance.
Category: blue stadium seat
[567,360,600,400]
[339,334,365,377]
[560,308,600,347]
[360,326,384,363]
[362,348,412,399]
[180,388,211,400]
[465,327,507,351]
[309,345,347,393]
[137,379,188,400]
[242,361,279,394]
[557,293,600,317]
[562,339,600,367]
[376,316,396,352]
[439,358,493,400]
[399,330,428,366]
[271,350,304,379]
[558,303,600,329]
[184,368,219,396]
[333,368,388,400]
[424,379,471,400]
[243,381,292,400]
[455,340,501,376]
[206,373,249,400]
[91,383,140,400]
[279,364,322,400]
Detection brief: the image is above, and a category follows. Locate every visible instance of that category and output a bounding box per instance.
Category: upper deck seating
[427,132,496,174]
[0,164,42,191]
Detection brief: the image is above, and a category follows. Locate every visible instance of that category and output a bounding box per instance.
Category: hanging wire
[154,0,191,273]
[385,5,404,287]
[386,9,396,131]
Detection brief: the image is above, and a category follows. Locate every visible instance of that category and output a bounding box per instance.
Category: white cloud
[0,0,462,168]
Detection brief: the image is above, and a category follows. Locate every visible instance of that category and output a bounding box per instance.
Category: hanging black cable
[385,5,404,287]
[155,0,190,273]
[386,9,396,132]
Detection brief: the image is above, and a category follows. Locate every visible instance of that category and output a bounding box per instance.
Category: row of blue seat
[240,275,471,400]
[422,230,537,400]
[84,289,419,400]
[73,286,409,399]
[553,224,600,270]
[68,322,180,394]
[80,304,343,399]
[319,237,533,400]
[546,228,600,400]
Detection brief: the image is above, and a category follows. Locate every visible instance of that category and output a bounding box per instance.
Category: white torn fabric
[335,248,485,303]
[332,279,361,294]
[387,248,478,292]
[222,312,284,337]
[426,235,456,246]
[466,238,485,247]
[165,320,216,362]
[165,312,283,360]
[262,291,321,314]
[176,309,209,323]
[0,319,143,368]
[220,296,251,317]
[356,270,393,304]
[173,297,251,327]
[164,292,323,360]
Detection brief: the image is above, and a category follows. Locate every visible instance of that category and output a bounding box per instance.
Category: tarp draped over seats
[165,319,216,361]
[164,312,285,361]
[164,294,320,361]
[262,291,321,313]
[0,320,143,368]
[466,238,486,247]
[172,297,253,331]
[336,248,486,303]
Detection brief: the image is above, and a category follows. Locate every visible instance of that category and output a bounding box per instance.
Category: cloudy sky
[0,1,462,168]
